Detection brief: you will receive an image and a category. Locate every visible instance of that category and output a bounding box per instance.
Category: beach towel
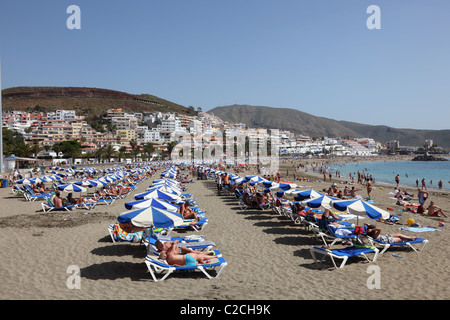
[399,227,440,232]
[334,228,353,236]
[113,224,143,242]
[336,214,362,221]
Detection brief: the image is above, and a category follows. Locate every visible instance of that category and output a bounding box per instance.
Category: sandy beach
[0,159,449,301]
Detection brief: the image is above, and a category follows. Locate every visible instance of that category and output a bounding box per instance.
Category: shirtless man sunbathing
[427,201,448,218]
[159,240,217,266]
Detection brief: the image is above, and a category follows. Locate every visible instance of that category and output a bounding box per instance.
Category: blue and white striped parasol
[117,206,184,228]
[331,199,390,220]
[57,183,87,193]
[124,198,179,211]
[300,194,340,209]
[134,188,181,202]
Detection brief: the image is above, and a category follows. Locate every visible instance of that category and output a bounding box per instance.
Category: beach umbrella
[74,180,92,187]
[124,198,179,211]
[291,189,322,201]
[29,177,47,184]
[331,199,390,220]
[153,179,180,187]
[46,174,62,182]
[89,179,107,187]
[234,176,249,184]
[117,206,184,229]
[301,195,339,209]
[15,178,34,185]
[331,199,391,236]
[267,182,297,191]
[57,183,87,193]
[146,185,181,195]
[134,188,181,202]
[248,175,269,184]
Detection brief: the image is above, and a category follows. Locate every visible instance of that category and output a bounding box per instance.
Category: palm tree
[104,144,117,163]
[118,146,127,162]
[52,143,63,158]
[20,143,34,158]
[130,139,139,161]
[166,141,177,159]
[95,147,105,163]
[132,146,141,162]
[143,142,155,161]
[30,144,43,158]
[84,151,95,164]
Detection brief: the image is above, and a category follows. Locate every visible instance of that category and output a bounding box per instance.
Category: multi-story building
[116,129,135,142]
[46,110,76,122]
[111,116,138,131]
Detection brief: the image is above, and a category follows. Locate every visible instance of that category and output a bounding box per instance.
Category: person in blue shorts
[160,240,217,266]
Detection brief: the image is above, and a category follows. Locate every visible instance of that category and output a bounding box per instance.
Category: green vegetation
[52,140,82,159]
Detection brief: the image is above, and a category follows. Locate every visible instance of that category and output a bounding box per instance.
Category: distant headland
[412,153,448,161]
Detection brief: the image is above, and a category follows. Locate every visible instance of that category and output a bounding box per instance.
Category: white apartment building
[136,126,160,142]
[111,116,138,131]
[46,110,76,122]
[159,116,183,133]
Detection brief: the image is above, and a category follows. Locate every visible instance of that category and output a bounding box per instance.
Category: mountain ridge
[208,104,450,149]
[1,86,197,118]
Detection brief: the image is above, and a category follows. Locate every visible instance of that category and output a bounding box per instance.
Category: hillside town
[1,108,444,169]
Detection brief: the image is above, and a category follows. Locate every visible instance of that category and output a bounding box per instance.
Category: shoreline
[278,155,450,195]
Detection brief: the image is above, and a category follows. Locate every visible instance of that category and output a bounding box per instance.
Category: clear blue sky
[1,0,449,130]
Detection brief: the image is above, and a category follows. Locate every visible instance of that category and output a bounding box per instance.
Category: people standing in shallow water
[395,174,400,187]
[421,178,427,190]
[366,180,373,199]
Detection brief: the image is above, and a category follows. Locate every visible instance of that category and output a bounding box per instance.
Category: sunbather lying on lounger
[364,223,418,243]
[67,192,87,205]
[119,222,145,234]
[155,240,208,255]
[160,240,217,266]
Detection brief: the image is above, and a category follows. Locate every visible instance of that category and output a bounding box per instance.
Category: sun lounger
[92,196,116,205]
[173,218,208,232]
[41,196,78,212]
[145,237,216,255]
[23,186,54,201]
[24,192,53,202]
[311,218,361,247]
[108,223,144,243]
[366,236,429,254]
[12,185,26,196]
[310,245,379,269]
[144,249,227,282]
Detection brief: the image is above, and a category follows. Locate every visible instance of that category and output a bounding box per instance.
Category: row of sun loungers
[232,184,428,269]
[107,169,227,282]
[12,173,146,212]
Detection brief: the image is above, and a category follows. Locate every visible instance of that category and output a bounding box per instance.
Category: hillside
[1,86,196,119]
[208,105,450,149]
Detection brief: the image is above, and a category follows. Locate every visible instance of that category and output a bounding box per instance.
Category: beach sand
[0,160,449,301]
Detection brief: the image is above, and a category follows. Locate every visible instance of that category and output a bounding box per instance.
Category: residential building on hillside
[46,110,76,122]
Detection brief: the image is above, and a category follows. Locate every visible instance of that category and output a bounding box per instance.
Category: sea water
[327,159,450,191]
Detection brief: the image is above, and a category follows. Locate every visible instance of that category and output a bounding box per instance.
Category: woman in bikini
[364,223,418,243]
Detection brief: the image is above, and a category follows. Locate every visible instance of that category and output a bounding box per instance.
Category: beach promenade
[0,162,449,300]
